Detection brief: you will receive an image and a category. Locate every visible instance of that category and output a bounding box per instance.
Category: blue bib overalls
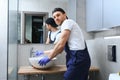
[64,42,91,80]
[49,31,61,43]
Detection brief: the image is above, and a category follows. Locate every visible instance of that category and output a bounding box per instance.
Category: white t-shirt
[48,29,61,44]
[61,19,85,50]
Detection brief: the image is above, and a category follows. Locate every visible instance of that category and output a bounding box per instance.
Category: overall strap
[49,31,54,43]
[53,30,61,42]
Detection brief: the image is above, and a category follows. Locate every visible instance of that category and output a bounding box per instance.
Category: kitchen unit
[86,0,120,32]
[86,0,103,32]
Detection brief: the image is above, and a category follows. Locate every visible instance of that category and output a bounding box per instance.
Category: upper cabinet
[86,0,103,32]
[86,0,120,32]
[103,0,120,28]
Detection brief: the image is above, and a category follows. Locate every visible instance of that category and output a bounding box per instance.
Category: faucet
[30,47,35,57]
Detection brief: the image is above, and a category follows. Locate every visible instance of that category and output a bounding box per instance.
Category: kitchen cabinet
[103,0,120,28]
[86,0,103,32]
[86,0,120,32]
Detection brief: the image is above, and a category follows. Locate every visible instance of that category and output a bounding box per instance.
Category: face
[53,11,66,25]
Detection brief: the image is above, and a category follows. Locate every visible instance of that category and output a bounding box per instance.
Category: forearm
[45,37,50,44]
[44,42,64,60]
[44,30,70,60]
[50,41,64,59]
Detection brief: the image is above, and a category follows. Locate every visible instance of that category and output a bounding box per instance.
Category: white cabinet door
[103,0,120,28]
[86,0,103,32]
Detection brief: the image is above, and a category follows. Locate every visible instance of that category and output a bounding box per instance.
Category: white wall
[87,38,120,80]
[19,0,68,17]
[68,0,77,21]
[97,38,120,80]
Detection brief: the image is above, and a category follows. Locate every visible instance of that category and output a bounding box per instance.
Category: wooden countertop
[18,65,99,75]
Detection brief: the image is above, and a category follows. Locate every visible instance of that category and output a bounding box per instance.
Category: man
[37,8,91,80]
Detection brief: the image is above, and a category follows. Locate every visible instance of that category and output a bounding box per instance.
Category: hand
[38,56,50,66]
[35,51,44,56]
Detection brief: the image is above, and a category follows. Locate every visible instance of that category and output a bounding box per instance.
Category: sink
[29,55,56,69]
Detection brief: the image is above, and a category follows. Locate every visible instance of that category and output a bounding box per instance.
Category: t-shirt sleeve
[61,20,74,31]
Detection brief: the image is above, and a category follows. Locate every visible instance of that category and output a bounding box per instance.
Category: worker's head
[52,8,67,25]
[45,17,58,30]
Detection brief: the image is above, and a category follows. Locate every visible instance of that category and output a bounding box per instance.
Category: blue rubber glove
[35,51,44,56]
[38,56,50,66]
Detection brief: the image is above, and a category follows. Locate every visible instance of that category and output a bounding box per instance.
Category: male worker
[37,8,91,80]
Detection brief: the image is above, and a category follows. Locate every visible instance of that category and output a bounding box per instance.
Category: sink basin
[29,55,56,69]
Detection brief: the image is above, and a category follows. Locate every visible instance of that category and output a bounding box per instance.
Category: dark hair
[52,8,68,19]
[45,17,58,27]
[52,8,65,14]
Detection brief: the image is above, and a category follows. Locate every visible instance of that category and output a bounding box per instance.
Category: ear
[47,24,52,29]
[63,13,67,19]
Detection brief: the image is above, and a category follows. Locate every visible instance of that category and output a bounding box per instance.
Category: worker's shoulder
[64,19,76,25]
